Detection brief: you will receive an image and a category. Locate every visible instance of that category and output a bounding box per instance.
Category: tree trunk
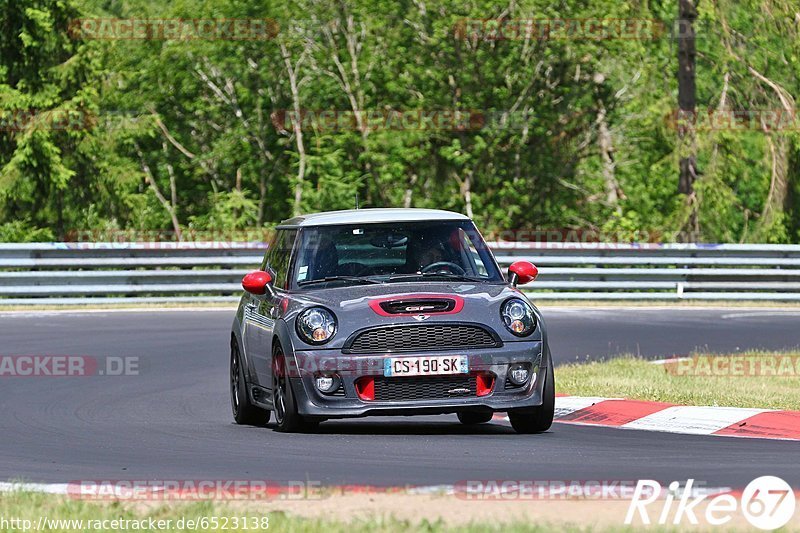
[403,174,418,208]
[461,171,474,219]
[758,135,790,233]
[136,142,182,241]
[56,192,64,241]
[678,0,699,236]
[281,42,307,217]
[596,102,622,211]
[677,0,698,195]
[257,173,266,226]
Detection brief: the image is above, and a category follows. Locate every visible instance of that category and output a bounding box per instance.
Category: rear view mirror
[369,232,408,249]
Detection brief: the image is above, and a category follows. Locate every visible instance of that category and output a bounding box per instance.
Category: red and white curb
[0,481,761,501]
[496,395,800,441]
[0,482,456,497]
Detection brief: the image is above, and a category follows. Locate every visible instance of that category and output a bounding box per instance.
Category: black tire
[508,362,555,434]
[230,340,269,426]
[457,411,494,425]
[272,345,316,433]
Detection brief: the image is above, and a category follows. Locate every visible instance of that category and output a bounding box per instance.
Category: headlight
[500,298,536,337]
[296,307,337,345]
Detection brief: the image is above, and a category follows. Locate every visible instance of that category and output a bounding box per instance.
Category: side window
[270,230,297,289]
[458,228,489,277]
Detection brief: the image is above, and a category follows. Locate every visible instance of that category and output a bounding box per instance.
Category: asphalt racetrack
[1,307,798,488]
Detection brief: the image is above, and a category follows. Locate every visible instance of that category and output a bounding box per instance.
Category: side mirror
[242,270,273,295]
[508,261,538,287]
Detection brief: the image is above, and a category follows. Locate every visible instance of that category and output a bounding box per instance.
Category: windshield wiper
[298,276,382,287]
[386,272,484,283]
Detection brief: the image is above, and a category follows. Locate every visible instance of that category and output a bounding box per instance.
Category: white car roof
[277,208,470,228]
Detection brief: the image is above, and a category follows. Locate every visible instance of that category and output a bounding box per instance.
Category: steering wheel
[421,261,466,275]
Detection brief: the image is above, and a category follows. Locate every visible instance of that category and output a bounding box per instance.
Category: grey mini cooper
[230,208,555,434]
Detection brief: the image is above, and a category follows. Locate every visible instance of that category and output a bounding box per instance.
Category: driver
[417,243,445,272]
[405,228,465,274]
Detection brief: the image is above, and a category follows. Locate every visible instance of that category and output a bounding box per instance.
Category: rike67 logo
[626,476,796,530]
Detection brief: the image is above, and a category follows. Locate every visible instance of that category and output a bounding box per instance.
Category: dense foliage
[1,0,798,242]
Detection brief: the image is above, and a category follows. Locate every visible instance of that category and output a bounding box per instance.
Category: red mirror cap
[509,261,538,285]
[242,270,272,295]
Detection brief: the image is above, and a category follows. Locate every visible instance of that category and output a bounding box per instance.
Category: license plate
[384,355,469,377]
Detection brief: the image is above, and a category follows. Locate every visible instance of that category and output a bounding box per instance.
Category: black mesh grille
[347,324,499,353]
[373,375,477,401]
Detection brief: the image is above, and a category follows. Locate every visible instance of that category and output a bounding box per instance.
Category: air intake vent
[379,298,455,315]
[373,375,477,401]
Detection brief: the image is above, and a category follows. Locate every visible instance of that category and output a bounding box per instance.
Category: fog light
[314,375,339,394]
[508,364,530,386]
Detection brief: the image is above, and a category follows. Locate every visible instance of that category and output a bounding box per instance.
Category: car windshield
[291,221,503,288]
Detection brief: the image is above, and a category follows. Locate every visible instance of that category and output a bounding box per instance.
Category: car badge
[405,305,435,312]
[412,314,431,321]
[447,388,471,395]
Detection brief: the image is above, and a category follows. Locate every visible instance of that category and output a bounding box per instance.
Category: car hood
[292,280,513,307]
[285,281,543,350]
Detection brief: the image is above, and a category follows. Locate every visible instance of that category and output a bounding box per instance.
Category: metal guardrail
[1,242,799,304]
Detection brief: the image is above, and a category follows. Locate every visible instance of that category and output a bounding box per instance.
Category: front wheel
[272,345,315,433]
[508,362,555,434]
[230,340,269,426]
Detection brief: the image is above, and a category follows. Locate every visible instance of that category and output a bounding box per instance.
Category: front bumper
[287,341,547,417]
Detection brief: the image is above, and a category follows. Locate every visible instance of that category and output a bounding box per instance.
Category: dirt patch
[125,491,799,530]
